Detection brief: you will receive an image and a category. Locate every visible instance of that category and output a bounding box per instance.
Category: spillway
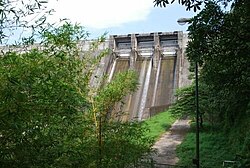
[108,59,129,81]
[153,57,176,106]
[102,32,190,121]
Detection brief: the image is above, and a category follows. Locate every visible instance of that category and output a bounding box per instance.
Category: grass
[142,110,177,141]
[142,111,248,167]
[176,123,235,168]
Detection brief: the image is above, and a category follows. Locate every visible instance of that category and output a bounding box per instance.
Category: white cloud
[48,0,153,29]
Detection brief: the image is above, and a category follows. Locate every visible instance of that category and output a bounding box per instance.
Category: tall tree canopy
[0,0,53,44]
[187,0,250,126]
[154,0,233,11]
[167,0,250,159]
[0,23,153,167]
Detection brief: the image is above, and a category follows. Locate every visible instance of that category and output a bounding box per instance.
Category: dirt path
[151,119,190,166]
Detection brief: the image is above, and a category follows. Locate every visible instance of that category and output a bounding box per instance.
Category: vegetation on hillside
[177,123,235,168]
[143,111,177,140]
[0,1,158,167]
[165,0,250,167]
[0,23,153,167]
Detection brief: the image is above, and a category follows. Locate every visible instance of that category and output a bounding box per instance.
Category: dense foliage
[168,85,195,117]
[0,0,53,44]
[187,0,250,131]
[0,23,153,167]
[169,0,250,166]
[153,0,233,11]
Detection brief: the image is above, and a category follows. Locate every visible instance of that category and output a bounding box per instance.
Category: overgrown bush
[0,23,152,167]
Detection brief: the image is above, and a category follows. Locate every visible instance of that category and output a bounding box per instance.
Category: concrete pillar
[153,33,160,71]
[176,31,183,90]
[110,35,116,51]
[104,35,116,74]
[177,32,192,88]
[130,34,136,70]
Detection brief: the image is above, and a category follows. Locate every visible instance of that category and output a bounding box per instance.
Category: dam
[91,31,191,121]
[2,31,190,121]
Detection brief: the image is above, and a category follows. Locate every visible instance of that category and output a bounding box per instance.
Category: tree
[186,0,250,126]
[185,0,250,160]
[153,0,233,11]
[0,23,90,167]
[0,23,153,167]
[156,0,250,164]
[0,0,53,44]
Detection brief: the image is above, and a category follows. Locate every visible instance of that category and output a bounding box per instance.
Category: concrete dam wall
[3,31,190,121]
[1,31,190,121]
[98,32,191,121]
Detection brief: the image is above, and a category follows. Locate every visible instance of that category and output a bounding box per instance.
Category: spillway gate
[92,32,190,121]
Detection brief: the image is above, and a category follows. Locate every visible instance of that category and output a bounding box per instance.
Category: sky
[47,0,196,39]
